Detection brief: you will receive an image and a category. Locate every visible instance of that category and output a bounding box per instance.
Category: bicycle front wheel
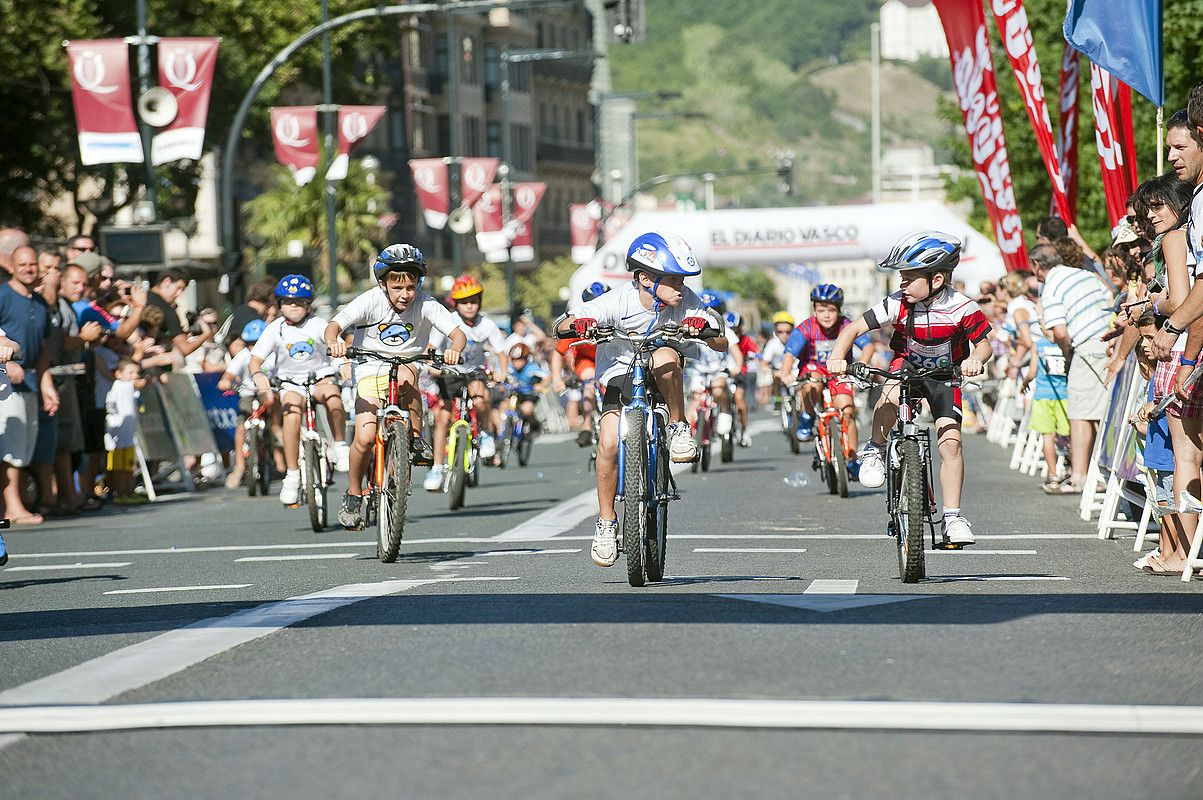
[517,429,534,466]
[246,427,261,497]
[644,425,670,582]
[787,401,801,455]
[377,425,411,562]
[447,427,469,510]
[896,438,927,583]
[621,407,648,587]
[304,439,326,532]
[829,417,849,498]
[497,418,513,468]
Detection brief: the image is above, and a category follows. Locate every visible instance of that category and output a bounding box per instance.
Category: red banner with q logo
[153,37,219,165]
[269,106,319,186]
[65,39,143,165]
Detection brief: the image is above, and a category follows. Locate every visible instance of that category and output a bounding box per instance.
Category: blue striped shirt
[1040,265,1112,350]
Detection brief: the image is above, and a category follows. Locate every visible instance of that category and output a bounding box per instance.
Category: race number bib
[905,340,952,369]
[814,340,835,365]
[1043,353,1067,377]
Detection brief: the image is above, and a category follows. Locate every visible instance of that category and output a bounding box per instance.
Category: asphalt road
[0,417,1199,800]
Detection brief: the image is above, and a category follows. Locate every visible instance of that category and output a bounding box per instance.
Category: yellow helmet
[771,311,795,326]
[450,274,483,301]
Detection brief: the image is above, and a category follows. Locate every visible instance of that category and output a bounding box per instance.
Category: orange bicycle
[799,374,852,497]
[346,346,442,562]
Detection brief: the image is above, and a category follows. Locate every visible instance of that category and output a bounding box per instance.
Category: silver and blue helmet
[274,274,314,300]
[878,231,962,273]
[625,232,702,278]
[724,310,742,329]
[582,281,611,303]
[372,243,427,282]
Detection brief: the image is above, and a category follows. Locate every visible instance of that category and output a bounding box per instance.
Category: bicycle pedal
[933,541,964,551]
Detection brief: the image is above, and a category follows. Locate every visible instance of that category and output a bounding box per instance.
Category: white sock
[942,506,961,520]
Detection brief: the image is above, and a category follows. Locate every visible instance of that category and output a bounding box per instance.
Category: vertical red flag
[65,40,143,165]
[508,183,546,263]
[932,0,1027,271]
[409,158,449,229]
[269,107,319,186]
[327,105,386,181]
[152,37,219,165]
[1089,63,1139,227]
[510,221,536,263]
[473,185,506,258]
[1052,43,1081,220]
[459,157,499,209]
[990,0,1072,224]
[569,202,600,264]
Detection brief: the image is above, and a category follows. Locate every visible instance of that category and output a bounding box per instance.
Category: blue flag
[1064,0,1163,105]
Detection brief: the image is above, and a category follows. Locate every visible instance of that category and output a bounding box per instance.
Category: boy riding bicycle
[555,232,727,568]
[827,232,992,545]
[324,244,466,529]
[778,283,874,477]
[249,275,350,507]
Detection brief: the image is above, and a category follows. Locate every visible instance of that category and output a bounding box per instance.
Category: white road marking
[693,548,807,554]
[719,592,935,613]
[11,542,375,559]
[235,553,360,563]
[472,548,581,557]
[0,576,513,713]
[4,562,132,572]
[6,697,1197,735]
[925,575,1071,582]
[924,550,1038,555]
[675,535,821,540]
[104,585,252,595]
[805,579,858,594]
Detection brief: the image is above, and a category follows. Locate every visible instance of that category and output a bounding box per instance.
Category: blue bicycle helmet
[625,232,701,278]
[581,281,611,303]
[724,310,742,329]
[274,274,314,300]
[372,243,427,282]
[240,319,267,343]
[878,230,962,273]
[699,290,723,309]
[810,283,844,307]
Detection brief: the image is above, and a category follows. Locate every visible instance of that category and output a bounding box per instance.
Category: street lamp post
[321,0,339,308]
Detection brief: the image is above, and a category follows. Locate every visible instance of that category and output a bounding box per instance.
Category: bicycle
[497,384,536,468]
[293,372,336,533]
[345,346,442,562]
[848,361,964,583]
[793,374,851,498]
[779,382,801,455]
[576,322,715,587]
[690,381,717,474]
[243,394,274,498]
[442,367,489,510]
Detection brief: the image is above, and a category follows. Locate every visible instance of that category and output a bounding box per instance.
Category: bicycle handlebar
[345,346,444,368]
[572,322,722,346]
[847,361,962,384]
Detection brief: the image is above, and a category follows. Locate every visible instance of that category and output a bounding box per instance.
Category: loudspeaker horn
[137,87,178,128]
[447,206,474,234]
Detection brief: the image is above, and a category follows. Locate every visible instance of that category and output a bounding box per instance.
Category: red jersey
[864,289,991,369]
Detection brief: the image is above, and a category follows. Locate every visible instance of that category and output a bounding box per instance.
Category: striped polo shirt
[1040,265,1113,350]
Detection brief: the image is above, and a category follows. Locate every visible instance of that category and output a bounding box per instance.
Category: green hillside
[610,0,953,207]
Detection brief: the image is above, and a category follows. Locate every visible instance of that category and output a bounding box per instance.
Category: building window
[389,109,406,152]
[485,43,499,93]
[536,22,544,48]
[512,62,530,93]
[437,114,450,154]
[512,124,532,171]
[464,117,483,155]
[487,120,501,159]
[434,38,448,80]
[576,109,586,145]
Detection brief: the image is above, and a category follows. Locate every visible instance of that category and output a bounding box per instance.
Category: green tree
[245,159,389,290]
[706,268,781,320]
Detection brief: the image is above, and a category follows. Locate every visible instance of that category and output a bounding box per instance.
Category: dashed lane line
[924,550,1038,555]
[4,562,132,572]
[693,548,807,554]
[234,553,359,563]
[104,585,253,595]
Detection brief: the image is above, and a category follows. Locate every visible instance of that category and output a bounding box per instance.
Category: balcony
[535,138,594,165]
[533,59,593,85]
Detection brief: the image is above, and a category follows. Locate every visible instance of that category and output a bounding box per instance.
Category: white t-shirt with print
[573,281,720,387]
[332,287,461,379]
[226,347,277,398]
[104,379,137,450]
[251,316,333,382]
[430,313,506,371]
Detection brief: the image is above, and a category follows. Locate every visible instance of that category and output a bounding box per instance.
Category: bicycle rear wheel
[377,425,411,562]
[720,431,734,463]
[788,401,801,455]
[644,425,669,582]
[896,438,927,583]
[690,419,703,474]
[621,407,648,587]
[517,428,534,466]
[304,439,326,532]
[497,418,513,468]
[829,417,849,498]
[246,427,261,497]
[447,427,469,510]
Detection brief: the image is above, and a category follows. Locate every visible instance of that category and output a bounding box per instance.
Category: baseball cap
[69,251,102,271]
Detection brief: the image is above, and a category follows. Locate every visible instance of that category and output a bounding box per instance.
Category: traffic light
[604,0,644,44]
[776,159,795,196]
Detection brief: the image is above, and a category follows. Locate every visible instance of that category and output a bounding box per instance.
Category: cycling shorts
[602,352,685,412]
[107,446,135,472]
[801,365,853,398]
[888,356,962,421]
[437,373,487,403]
[277,369,337,399]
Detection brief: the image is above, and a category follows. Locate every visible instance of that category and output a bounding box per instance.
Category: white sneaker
[333,441,350,473]
[944,515,975,545]
[858,447,886,488]
[279,470,301,506]
[478,433,497,459]
[423,465,446,492]
[739,430,752,448]
[591,517,619,567]
[668,421,698,463]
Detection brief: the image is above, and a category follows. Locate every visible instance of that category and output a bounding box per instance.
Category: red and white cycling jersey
[864,289,991,369]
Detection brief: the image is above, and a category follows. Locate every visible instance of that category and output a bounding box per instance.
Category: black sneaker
[338,492,363,530]
[411,435,435,466]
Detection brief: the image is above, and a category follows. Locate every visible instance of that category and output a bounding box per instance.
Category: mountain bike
[243,394,274,498]
[442,367,489,510]
[578,322,715,586]
[294,372,336,533]
[497,383,536,468]
[848,361,963,583]
[346,346,442,562]
[797,374,850,498]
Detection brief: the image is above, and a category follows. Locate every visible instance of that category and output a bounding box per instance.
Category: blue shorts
[1151,469,1174,507]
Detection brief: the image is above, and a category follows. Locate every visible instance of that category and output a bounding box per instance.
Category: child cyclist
[777,283,874,477]
[425,274,507,491]
[554,232,728,568]
[500,342,549,434]
[324,244,466,529]
[827,231,992,545]
[250,275,350,506]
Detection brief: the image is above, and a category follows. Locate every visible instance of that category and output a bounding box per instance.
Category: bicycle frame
[446,370,486,475]
[373,361,410,490]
